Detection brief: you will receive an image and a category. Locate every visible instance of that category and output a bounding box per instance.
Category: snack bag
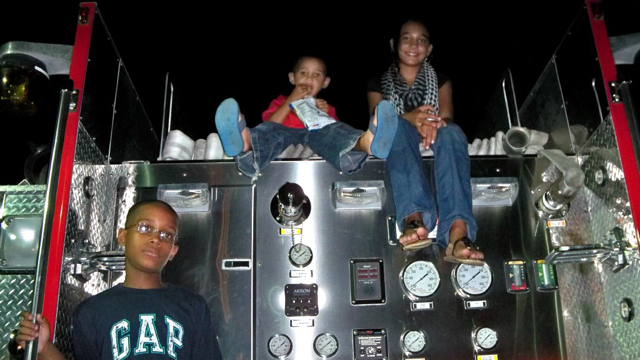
[290,97,336,131]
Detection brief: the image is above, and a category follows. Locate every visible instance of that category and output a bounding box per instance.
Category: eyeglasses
[126,222,178,245]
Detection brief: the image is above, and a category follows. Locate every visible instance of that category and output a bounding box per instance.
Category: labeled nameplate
[290,318,314,327]
[290,269,313,278]
[411,302,434,311]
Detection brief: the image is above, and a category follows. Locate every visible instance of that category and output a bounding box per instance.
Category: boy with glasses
[16,200,223,360]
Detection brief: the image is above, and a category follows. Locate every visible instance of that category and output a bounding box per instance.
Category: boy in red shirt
[215,55,397,179]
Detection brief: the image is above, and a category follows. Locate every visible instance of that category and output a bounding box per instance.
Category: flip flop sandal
[401,219,432,251]
[215,98,246,157]
[444,236,485,266]
[369,100,398,159]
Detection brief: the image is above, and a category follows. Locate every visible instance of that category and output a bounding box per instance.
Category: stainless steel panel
[51,130,638,359]
[158,185,255,359]
[50,121,638,360]
[135,158,565,360]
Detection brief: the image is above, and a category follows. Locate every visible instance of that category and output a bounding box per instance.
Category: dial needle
[411,270,431,288]
[463,270,482,287]
[409,336,419,346]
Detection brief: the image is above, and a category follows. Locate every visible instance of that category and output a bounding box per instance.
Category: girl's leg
[430,123,483,260]
[386,119,438,246]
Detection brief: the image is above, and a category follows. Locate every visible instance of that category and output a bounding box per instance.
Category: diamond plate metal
[555,115,640,360]
[601,256,640,360]
[53,123,137,357]
[0,185,46,216]
[76,121,108,166]
[0,186,44,360]
[0,275,34,360]
[578,116,636,246]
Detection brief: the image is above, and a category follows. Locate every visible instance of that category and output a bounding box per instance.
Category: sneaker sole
[215,98,243,157]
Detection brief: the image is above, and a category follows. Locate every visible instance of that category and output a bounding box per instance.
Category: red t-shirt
[262,95,339,129]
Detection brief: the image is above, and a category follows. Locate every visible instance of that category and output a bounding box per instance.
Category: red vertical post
[586,0,640,236]
[41,2,96,333]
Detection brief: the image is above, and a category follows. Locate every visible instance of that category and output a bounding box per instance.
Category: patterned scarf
[381,59,439,115]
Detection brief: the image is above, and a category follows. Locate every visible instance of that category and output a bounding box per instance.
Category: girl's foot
[444,220,484,266]
[399,214,431,250]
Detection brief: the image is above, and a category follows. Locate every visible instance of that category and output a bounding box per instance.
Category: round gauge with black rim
[401,330,428,354]
[289,244,313,267]
[473,327,498,350]
[452,263,493,297]
[268,334,292,358]
[314,333,338,357]
[401,260,440,299]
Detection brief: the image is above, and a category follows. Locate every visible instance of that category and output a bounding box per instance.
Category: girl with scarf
[367,18,484,265]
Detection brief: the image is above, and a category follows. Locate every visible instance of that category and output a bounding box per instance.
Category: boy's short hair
[125,200,179,227]
[292,55,328,76]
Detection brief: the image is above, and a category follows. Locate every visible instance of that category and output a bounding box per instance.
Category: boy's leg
[308,122,368,174]
[308,100,398,174]
[353,100,398,158]
[215,98,304,178]
[248,122,306,172]
[386,119,438,245]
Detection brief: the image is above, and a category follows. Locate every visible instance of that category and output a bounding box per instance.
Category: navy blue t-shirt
[73,284,222,360]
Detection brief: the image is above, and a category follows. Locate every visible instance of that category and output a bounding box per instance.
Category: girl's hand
[315,99,329,114]
[419,121,446,149]
[405,105,447,149]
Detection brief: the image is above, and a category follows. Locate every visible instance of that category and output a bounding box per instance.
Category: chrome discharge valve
[270,182,311,226]
[535,149,585,219]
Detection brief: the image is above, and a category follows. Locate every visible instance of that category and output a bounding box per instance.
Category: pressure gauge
[289,244,313,267]
[401,260,440,299]
[473,327,498,350]
[401,330,428,354]
[452,263,493,297]
[314,333,339,358]
[268,334,292,358]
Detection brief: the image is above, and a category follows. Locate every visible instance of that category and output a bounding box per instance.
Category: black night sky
[1,1,638,185]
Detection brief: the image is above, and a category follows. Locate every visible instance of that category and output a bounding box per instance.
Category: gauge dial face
[453,263,493,296]
[402,260,440,298]
[473,327,498,350]
[268,334,292,358]
[314,333,338,357]
[289,244,313,267]
[402,330,427,354]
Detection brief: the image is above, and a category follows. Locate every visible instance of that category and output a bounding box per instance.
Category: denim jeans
[386,119,478,248]
[235,121,368,178]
